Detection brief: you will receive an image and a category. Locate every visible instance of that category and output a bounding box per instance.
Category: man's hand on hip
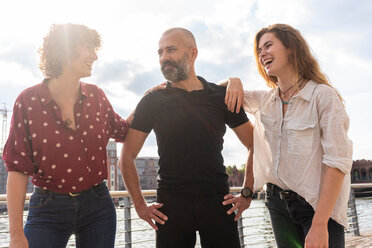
[135,202,168,230]
[222,193,252,221]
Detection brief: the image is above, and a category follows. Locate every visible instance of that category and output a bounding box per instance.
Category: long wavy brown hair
[253,23,343,101]
[39,23,101,78]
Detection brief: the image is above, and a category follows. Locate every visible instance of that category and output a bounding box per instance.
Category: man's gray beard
[163,66,189,82]
[161,55,190,82]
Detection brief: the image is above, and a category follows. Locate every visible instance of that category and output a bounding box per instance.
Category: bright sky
[1,0,371,167]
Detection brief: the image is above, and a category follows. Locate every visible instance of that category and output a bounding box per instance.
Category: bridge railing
[1,184,371,247]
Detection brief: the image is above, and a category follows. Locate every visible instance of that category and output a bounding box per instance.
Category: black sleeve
[225,106,249,129]
[131,94,157,133]
[214,83,249,128]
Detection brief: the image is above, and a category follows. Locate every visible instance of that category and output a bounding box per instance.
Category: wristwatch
[240,187,253,198]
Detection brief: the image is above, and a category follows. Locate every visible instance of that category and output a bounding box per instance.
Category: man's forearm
[7,171,28,237]
[119,156,147,208]
[243,146,254,190]
[232,121,254,190]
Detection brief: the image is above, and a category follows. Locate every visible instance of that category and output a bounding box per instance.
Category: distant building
[228,166,244,187]
[116,156,159,191]
[351,159,372,183]
[117,168,125,191]
[106,140,119,191]
[0,158,7,194]
[135,157,159,190]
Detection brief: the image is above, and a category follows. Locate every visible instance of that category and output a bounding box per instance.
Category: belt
[266,183,305,202]
[34,182,105,197]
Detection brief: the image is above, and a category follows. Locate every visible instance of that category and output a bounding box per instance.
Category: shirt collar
[39,79,53,106]
[197,76,211,91]
[298,80,317,102]
[39,79,87,106]
[80,81,88,98]
[165,76,211,92]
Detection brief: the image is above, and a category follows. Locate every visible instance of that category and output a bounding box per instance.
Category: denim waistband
[34,181,106,197]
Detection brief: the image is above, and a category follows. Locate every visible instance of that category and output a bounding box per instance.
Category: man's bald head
[161,27,197,49]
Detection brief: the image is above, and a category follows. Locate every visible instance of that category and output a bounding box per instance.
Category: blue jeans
[24,182,116,248]
[265,183,345,248]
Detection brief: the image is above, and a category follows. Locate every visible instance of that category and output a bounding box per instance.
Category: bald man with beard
[119,28,254,248]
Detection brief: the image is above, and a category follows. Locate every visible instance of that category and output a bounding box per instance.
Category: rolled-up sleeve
[3,96,36,175]
[317,87,353,174]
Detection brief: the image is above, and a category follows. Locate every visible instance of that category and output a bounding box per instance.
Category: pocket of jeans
[28,193,49,209]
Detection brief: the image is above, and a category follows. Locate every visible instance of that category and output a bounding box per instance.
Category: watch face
[241,188,253,198]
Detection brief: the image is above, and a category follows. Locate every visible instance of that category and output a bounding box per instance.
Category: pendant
[282,100,289,104]
[64,118,72,126]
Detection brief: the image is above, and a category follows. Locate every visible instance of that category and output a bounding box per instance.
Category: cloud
[255,0,311,26]
[1,0,371,162]
[93,60,142,86]
[0,61,41,90]
[0,43,39,76]
[346,92,372,159]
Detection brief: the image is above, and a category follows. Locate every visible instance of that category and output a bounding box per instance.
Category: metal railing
[0,184,371,247]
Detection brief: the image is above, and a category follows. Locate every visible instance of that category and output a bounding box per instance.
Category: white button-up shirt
[244,80,353,227]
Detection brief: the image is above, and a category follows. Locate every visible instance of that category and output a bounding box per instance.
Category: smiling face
[257,32,292,78]
[39,24,101,79]
[64,43,98,79]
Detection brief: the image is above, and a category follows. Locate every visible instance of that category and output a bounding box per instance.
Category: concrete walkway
[346,231,372,248]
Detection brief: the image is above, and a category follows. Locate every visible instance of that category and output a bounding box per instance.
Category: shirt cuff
[323,155,353,175]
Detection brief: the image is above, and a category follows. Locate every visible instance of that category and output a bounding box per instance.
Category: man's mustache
[161,60,178,71]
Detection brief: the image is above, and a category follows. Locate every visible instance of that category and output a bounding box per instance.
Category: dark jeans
[24,182,116,248]
[156,189,240,248]
[265,183,345,248]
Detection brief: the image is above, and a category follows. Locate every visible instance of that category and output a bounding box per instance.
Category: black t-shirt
[131,76,249,194]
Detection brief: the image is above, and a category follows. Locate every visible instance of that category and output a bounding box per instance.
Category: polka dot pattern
[4,82,129,193]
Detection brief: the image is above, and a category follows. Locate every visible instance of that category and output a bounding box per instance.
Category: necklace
[280,79,304,105]
[280,84,295,97]
[279,77,303,97]
[64,118,72,126]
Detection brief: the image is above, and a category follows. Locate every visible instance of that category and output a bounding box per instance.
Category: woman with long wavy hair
[223,24,352,247]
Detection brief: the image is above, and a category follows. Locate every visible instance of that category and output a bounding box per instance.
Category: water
[351,197,372,234]
[1,197,372,247]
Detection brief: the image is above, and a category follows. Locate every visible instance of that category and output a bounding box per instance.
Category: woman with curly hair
[3,23,164,248]
[222,24,352,247]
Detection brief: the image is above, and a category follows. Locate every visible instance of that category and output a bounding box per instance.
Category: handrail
[0,187,243,202]
[1,184,371,202]
[349,183,372,188]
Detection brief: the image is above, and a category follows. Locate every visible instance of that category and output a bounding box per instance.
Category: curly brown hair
[39,23,101,78]
[253,23,343,102]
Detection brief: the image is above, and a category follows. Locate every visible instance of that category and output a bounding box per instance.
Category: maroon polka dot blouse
[3,79,129,193]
